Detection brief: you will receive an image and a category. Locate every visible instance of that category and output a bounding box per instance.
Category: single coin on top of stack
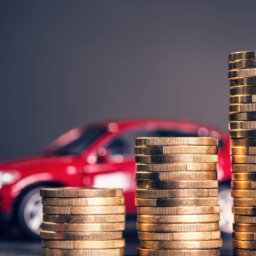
[135,137,222,256]
[229,50,256,256]
[40,187,125,256]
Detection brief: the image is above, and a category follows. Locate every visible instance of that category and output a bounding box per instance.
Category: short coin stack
[135,137,222,256]
[40,187,125,256]
[229,50,256,256]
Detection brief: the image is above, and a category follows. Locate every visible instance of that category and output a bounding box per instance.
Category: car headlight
[0,171,20,188]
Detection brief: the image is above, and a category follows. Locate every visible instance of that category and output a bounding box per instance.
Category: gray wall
[0,0,255,160]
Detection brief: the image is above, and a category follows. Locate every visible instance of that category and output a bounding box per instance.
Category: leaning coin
[229,60,256,70]
[42,248,124,256]
[137,214,220,223]
[234,215,256,224]
[229,51,256,62]
[230,113,256,121]
[233,207,256,215]
[232,147,256,155]
[135,198,218,207]
[233,232,256,241]
[233,239,256,249]
[232,173,256,181]
[230,130,256,138]
[232,164,256,172]
[230,103,256,113]
[137,206,220,215]
[43,205,125,215]
[234,198,256,207]
[232,181,256,189]
[230,121,256,130]
[137,180,218,189]
[136,223,219,232]
[40,231,123,240]
[233,156,256,164]
[137,248,220,256]
[230,95,256,104]
[138,231,221,241]
[136,163,217,172]
[230,86,256,95]
[135,189,218,198]
[41,222,125,232]
[233,249,256,256]
[135,137,218,146]
[40,188,123,198]
[43,214,125,223]
[234,223,256,232]
[232,190,256,198]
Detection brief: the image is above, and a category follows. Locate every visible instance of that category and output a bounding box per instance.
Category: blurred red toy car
[0,119,232,238]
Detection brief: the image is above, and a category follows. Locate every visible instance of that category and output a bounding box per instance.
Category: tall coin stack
[40,188,125,256]
[229,50,256,256]
[135,137,222,256]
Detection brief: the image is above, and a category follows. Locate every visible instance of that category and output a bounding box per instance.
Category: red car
[0,119,232,238]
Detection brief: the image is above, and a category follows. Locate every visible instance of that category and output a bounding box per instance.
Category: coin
[42,222,125,232]
[233,239,256,249]
[232,190,256,198]
[233,156,256,164]
[135,198,218,207]
[138,206,220,215]
[43,214,125,223]
[138,231,221,241]
[230,95,256,104]
[234,248,256,256]
[42,239,125,249]
[233,207,256,215]
[140,240,222,249]
[40,231,123,240]
[232,147,256,155]
[229,60,256,70]
[231,139,256,147]
[135,146,217,155]
[229,69,256,79]
[234,223,256,232]
[136,223,219,232]
[232,164,256,172]
[230,130,256,138]
[135,155,218,164]
[135,137,218,146]
[137,180,218,189]
[234,198,256,207]
[42,197,124,206]
[136,163,217,172]
[137,214,219,223]
[42,248,124,256]
[232,181,256,189]
[229,51,256,62]
[136,189,218,198]
[230,121,256,130]
[137,248,220,256]
[234,215,256,224]
[233,232,256,240]
[230,86,256,95]
[230,113,256,121]
[43,205,125,215]
[232,173,256,181]
[230,103,256,113]
[40,188,123,198]
[230,77,256,87]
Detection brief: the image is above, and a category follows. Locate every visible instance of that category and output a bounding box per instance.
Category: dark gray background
[0,0,255,161]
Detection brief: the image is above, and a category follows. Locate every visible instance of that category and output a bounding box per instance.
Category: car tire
[17,187,44,239]
[219,181,233,234]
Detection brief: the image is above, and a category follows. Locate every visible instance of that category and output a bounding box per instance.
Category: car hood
[0,155,77,171]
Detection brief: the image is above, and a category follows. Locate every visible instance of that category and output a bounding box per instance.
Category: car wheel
[17,187,43,239]
[219,182,233,234]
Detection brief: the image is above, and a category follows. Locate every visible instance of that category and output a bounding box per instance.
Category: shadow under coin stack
[135,137,222,256]
[40,188,125,256]
[229,50,256,256]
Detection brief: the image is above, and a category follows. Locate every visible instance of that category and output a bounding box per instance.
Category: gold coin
[229,51,256,62]
[137,214,220,223]
[230,121,256,130]
[42,197,124,206]
[138,231,221,241]
[232,181,256,189]
[230,86,256,95]
[229,69,256,79]
[233,239,256,249]
[233,207,256,215]
[135,146,217,155]
[232,190,256,198]
[42,248,124,256]
[140,240,222,249]
[232,147,256,155]
[230,130,256,138]
[135,155,217,164]
[230,95,256,104]
[232,164,256,172]
[135,137,218,146]
[231,139,256,147]
[43,214,125,223]
[135,198,218,207]
[40,231,123,240]
[136,189,218,198]
[136,222,219,232]
[234,232,256,241]
[232,172,256,181]
[234,223,256,232]
[135,171,217,181]
[137,180,218,189]
[138,206,220,215]
[229,60,256,70]
[43,205,125,215]
[233,156,256,164]
[40,188,123,198]
[230,113,256,121]
[230,103,256,114]
[41,222,125,232]
[136,163,217,172]
[234,215,256,224]
[137,248,220,256]
[234,198,256,207]
[42,239,125,249]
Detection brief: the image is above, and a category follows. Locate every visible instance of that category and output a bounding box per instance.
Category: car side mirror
[96,148,110,164]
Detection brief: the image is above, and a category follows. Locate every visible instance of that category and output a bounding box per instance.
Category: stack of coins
[229,50,256,256]
[135,137,222,256]
[40,188,125,256]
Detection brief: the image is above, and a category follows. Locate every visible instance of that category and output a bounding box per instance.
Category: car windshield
[52,127,107,156]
